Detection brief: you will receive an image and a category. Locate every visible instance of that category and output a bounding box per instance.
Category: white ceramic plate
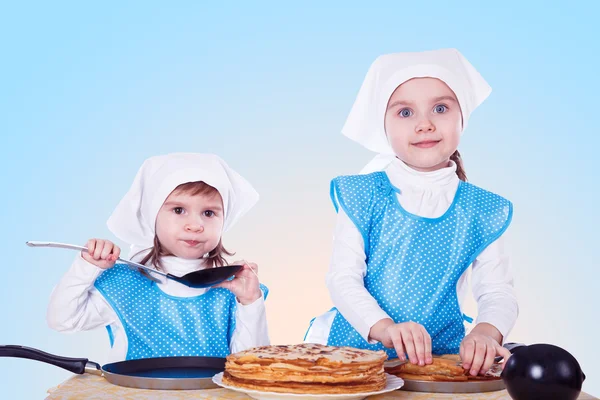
[212,372,404,400]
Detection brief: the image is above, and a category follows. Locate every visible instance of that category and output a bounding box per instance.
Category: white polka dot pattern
[95,265,269,360]
[326,172,512,357]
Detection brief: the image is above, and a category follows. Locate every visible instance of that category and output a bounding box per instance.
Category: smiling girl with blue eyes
[47,153,269,362]
[304,49,516,378]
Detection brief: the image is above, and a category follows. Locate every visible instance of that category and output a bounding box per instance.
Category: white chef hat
[341,48,491,173]
[106,153,258,258]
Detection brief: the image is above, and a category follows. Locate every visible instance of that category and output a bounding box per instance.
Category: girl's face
[384,77,462,172]
[155,188,224,260]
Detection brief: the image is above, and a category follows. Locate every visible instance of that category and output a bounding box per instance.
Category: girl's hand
[460,329,511,376]
[370,319,432,366]
[215,260,262,305]
[81,239,120,270]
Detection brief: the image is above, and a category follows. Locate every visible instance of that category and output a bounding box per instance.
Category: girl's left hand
[460,332,511,376]
[214,260,262,305]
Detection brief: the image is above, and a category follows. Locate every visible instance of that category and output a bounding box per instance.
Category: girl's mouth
[412,140,441,149]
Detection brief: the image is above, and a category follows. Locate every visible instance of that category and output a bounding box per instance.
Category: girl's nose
[416,118,435,133]
[185,223,204,233]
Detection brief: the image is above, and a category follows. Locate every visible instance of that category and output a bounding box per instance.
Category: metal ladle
[26,241,248,289]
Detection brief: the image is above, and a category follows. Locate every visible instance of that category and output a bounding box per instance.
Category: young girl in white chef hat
[47,153,269,362]
[305,49,516,377]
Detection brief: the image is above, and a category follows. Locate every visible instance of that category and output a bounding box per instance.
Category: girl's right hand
[371,319,432,366]
[81,239,120,270]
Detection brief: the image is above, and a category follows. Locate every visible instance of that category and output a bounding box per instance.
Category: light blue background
[1,1,598,398]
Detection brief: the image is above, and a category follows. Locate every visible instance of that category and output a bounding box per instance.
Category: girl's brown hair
[450,150,467,181]
[134,181,234,271]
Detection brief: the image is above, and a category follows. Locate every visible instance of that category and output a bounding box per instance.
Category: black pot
[501,343,586,400]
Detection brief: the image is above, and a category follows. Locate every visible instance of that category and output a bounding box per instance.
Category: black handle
[504,342,527,353]
[0,345,89,374]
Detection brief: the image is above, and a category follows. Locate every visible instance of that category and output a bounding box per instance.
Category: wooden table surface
[45,374,597,400]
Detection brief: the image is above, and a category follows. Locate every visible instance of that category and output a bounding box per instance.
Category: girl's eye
[434,104,448,113]
[173,207,184,215]
[204,210,215,217]
[399,108,413,118]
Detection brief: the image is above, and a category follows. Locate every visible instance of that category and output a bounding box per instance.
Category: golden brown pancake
[385,355,502,382]
[223,371,387,394]
[223,343,388,393]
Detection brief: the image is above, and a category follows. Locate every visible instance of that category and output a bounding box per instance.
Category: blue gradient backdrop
[1,1,598,398]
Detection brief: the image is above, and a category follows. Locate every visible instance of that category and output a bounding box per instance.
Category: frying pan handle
[503,342,527,353]
[0,345,90,374]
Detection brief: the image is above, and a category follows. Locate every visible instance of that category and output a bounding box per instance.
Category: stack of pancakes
[222,343,388,394]
[384,354,502,382]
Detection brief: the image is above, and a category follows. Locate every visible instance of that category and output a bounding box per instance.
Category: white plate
[212,372,403,400]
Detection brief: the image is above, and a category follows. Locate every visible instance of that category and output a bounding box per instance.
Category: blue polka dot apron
[316,171,512,357]
[95,264,268,360]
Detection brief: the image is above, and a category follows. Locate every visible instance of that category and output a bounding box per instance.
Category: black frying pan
[0,345,225,390]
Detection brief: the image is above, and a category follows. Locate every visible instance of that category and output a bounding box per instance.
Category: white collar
[387,158,459,190]
[159,255,208,276]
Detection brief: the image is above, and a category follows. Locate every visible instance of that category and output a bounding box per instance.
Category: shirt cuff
[72,253,106,282]
[476,306,518,342]
[361,309,392,344]
[236,295,266,321]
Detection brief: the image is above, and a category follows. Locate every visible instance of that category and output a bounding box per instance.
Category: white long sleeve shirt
[305,158,518,345]
[47,254,270,362]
